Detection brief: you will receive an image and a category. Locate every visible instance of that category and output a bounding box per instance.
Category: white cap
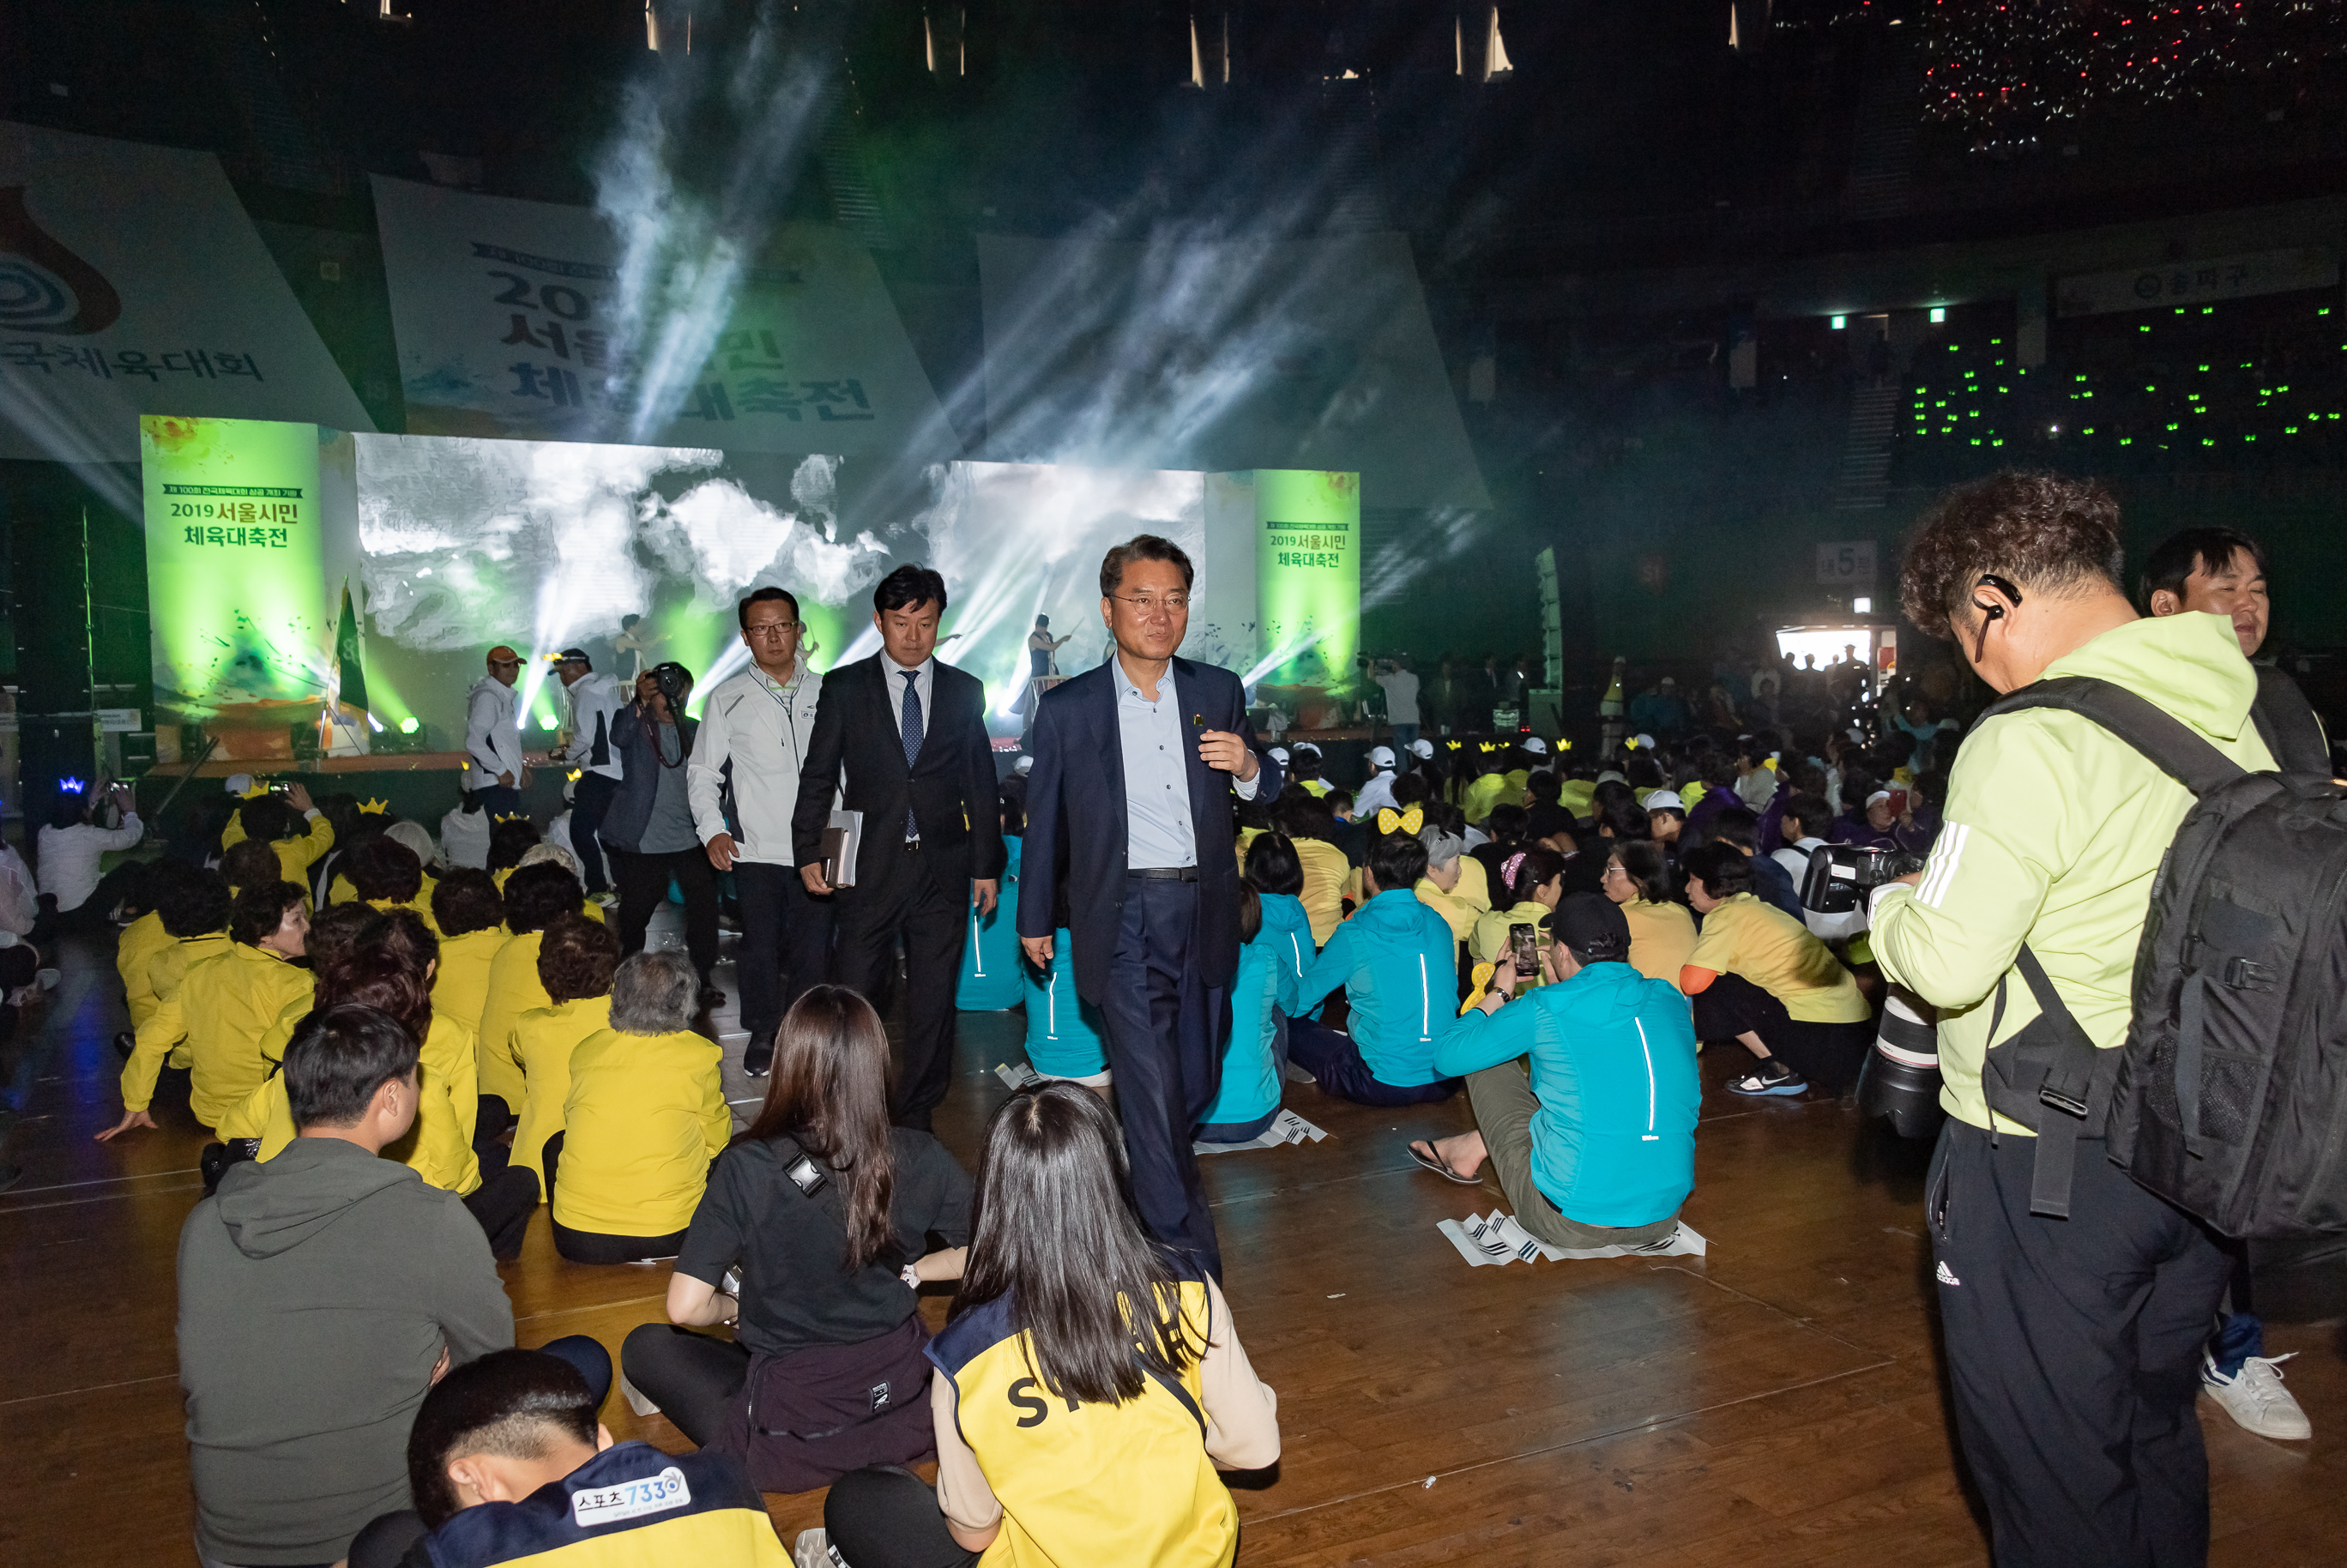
[1658,676,1677,688]
[1866,789,1894,807]
[1409,739,1435,759]
[1596,769,1626,784]
[1013,755,1035,776]
[225,773,254,795]
[1633,733,1656,751]
[1367,745,1396,768]
[1643,790,1686,813]
[1293,741,1322,758]
[1523,737,1548,756]
[1270,747,1290,765]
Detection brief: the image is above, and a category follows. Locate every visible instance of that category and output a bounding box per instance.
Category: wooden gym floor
[3,920,2344,1566]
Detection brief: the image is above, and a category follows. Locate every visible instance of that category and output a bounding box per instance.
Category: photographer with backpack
[1871,474,2281,1568]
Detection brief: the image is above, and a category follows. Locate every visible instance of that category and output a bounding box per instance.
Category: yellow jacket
[120,931,229,1101]
[124,942,312,1126]
[475,931,549,1110]
[221,809,336,884]
[432,927,504,1040]
[116,910,174,1030]
[510,995,614,1198]
[1413,877,1480,945]
[1470,900,1555,966]
[226,1013,483,1196]
[553,1028,729,1238]
[330,870,439,913]
[365,895,442,935]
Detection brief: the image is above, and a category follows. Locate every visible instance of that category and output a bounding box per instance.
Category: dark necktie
[900,668,924,839]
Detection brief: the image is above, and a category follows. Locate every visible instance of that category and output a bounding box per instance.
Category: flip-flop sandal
[1407,1140,1483,1185]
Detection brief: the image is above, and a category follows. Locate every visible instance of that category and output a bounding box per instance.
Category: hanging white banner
[0,122,376,462]
[371,176,953,461]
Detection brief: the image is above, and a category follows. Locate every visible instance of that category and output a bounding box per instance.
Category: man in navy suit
[1017,535,1280,1276]
[793,564,1005,1131]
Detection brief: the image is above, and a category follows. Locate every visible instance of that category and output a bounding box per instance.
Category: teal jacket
[1022,924,1107,1080]
[957,836,1023,1010]
[1255,892,1312,1001]
[1435,961,1699,1227]
[1204,928,1285,1128]
[1295,889,1458,1087]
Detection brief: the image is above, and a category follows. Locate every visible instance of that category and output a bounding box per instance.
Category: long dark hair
[738,986,896,1270]
[954,1083,1203,1405]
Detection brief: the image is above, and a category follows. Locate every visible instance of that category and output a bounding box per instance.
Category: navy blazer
[1018,655,1280,1004]
[788,654,1007,896]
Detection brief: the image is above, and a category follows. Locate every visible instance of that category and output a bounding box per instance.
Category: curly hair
[346,835,424,904]
[305,902,380,974]
[535,912,621,1004]
[1899,471,2124,641]
[230,881,306,947]
[220,838,282,893]
[500,861,582,934]
[486,817,541,876]
[316,946,433,1040]
[430,868,504,937]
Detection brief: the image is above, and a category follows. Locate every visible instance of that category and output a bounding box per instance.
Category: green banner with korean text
[1253,469,1360,689]
[141,414,335,751]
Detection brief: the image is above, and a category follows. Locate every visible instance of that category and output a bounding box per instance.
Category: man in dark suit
[793,564,1005,1131]
[1018,535,1280,1276]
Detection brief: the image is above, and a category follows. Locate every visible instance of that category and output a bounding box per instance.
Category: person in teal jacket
[1198,884,1292,1143]
[1241,832,1316,992]
[1021,922,1108,1086]
[956,831,1023,1011]
[1288,831,1461,1107]
[1413,894,1698,1250]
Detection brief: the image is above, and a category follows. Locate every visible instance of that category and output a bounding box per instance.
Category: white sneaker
[2202,1350,2312,1440]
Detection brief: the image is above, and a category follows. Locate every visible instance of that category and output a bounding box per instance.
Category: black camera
[1797,843,1928,914]
[1856,986,1944,1140]
[649,660,694,715]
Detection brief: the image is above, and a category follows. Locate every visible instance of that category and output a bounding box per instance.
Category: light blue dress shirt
[1114,658,1258,871]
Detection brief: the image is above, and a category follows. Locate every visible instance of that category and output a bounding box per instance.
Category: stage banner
[976,232,1489,512]
[0,123,376,462]
[371,176,953,460]
[1253,469,1361,691]
[141,415,339,757]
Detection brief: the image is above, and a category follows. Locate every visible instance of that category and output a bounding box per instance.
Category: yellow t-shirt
[116,910,174,1030]
[510,994,615,1198]
[1621,899,1698,989]
[1463,772,1511,826]
[1686,893,1867,1023]
[553,1028,729,1237]
[1558,780,1596,820]
[1293,838,1351,947]
[1469,901,1554,968]
[1451,854,1492,914]
[475,930,552,1110]
[1414,878,1479,945]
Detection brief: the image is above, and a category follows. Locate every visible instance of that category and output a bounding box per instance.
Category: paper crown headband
[238,780,272,799]
[493,812,529,823]
[358,798,389,815]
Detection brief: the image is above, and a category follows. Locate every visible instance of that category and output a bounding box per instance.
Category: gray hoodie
[177,1138,513,1565]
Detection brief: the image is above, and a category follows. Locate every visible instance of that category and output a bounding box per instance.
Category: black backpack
[1969,670,2346,1239]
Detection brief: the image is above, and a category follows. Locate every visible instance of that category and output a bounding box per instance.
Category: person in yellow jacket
[475,862,587,1134]
[218,913,539,1258]
[1867,474,2277,1565]
[1469,847,1566,971]
[429,869,505,1037]
[1599,841,1697,988]
[510,914,620,1198]
[344,835,441,933]
[220,839,285,903]
[1414,827,1481,948]
[546,950,728,1263]
[113,862,224,1048]
[101,881,313,1141]
[219,781,335,886]
[1462,752,1514,826]
[821,1083,1278,1568]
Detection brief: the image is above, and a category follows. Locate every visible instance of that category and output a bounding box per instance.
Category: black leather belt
[1128,865,1198,881]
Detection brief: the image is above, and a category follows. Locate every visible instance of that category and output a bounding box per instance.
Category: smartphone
[1509,923,1539,976]
[1888,788,1910,817]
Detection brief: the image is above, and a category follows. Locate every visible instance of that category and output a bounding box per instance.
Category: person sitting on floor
[546,950,728,1263]
[618,985,972,1492]
[476,862,585,1144]
[510,913,621,1197]
[1412,895,1700,1253]
[1413,823,1481,950]
[1678,842,1873,1097]
[1598,840,1697,990]
[1196,883,1292,1146]
[104,880,313,1143]
[429,869,504,1045]
[113,859,191,1051]
[345,833,439,932]
[1275,790,1353,946]
[342,1349,784,1568]
[485,817,540,890]
[219,781,335,887]
[822,1083,1279,1568]
[1021,892,1113,1094]
[175,1004,596,1568]
[1708,805,1804,920]
[1469,847,1566,976]
[1288,830,1463,1107]
[220,837,283,902]
[111,861,228,1062]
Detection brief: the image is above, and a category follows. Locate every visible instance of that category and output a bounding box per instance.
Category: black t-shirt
[675,1129,974,1357]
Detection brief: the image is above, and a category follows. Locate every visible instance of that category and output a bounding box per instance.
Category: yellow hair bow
[358,798,389,815]
[1376,805,1425,836]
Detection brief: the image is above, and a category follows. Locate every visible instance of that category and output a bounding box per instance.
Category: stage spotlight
[399,717,420,734]
[1853,596,1873,612]
[1831,316,1846,330]
[1928,307,1946,323]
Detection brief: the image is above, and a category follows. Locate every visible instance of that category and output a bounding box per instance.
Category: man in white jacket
[551,648,626,896]
[688,588,830,1076]
[464,647,529,820]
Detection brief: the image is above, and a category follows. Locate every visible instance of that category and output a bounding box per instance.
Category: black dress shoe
[113,1030,135,1059]
[742,1036,773,1078]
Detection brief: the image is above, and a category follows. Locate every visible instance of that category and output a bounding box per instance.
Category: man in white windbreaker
[465,647,530,820]
[552,648,627,897]
[688,587,830,1078]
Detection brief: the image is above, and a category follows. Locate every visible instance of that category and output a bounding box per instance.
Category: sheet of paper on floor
[1437,1209,1708,1266]
[1194,1109,1329,1154]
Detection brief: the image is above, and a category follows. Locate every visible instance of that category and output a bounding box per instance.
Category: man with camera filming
[1869,473,2275,1568]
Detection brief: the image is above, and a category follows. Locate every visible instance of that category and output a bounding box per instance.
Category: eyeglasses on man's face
[745,620,802,638]
[1111,594,1190,619]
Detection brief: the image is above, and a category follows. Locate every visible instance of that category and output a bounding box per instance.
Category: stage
[6,916,2339,1566]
